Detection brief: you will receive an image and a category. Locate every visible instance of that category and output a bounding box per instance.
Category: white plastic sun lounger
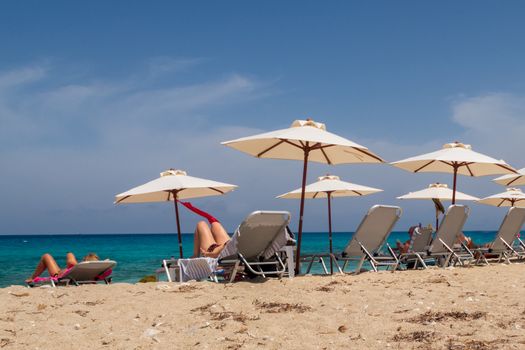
[159,211,295,283]
[474,207,525,264]
[30,260,117,287]
[397,226,433,269]
[410,205,470,268]
[331,205,402,274]
[58,260,116,286]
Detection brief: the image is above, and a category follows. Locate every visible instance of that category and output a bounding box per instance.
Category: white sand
[2,264,525,349]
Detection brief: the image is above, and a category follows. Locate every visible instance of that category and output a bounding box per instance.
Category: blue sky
[1,1,525,234]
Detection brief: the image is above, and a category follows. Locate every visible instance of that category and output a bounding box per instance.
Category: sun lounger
[397,226,433,269]
[409,205,470,268]
[159,211,295,282]
[29,260,116,287]
[329,205,402,274]
[473,207,525,264]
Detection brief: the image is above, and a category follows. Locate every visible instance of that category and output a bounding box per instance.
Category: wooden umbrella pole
[327,191,333,274]
[295,148,310,275]
[436,211,439,231]
[452,165,458,205]
[173,192,184,258]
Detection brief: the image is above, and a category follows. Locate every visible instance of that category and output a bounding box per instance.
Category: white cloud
[1,62,524,235]
[451,93,525,165]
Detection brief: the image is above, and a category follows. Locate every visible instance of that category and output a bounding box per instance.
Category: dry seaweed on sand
[446,338,508,350]
[391,330,437,343]
[190,302,216,313]
[171,284,200,293]
[407,311,487,324]
[0,338,13,348]
[253,299,311,313]
[209,311,259,324]
[315,285,334,292]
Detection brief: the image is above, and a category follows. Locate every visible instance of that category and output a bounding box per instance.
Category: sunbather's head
[83,253,99,261]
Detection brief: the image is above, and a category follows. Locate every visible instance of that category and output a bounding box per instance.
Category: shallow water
[0,231,500,287]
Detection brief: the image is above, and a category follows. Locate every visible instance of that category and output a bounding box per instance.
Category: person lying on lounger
[25,252,99,284]
[395,225,420,253]
[178,201,230,258]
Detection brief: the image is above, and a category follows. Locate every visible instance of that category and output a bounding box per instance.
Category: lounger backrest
[234,211,291,260]
[428,205,469,254]
[343,205,402,256]
[61,260,116,282]
[410,227,433,252]
[491,207,525,251]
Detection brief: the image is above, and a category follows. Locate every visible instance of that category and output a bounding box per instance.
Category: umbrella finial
[291,119,326,131]
[160,169,187,177]
[429,183,448,189]
[318,174,340,181]
[443,142,471,150]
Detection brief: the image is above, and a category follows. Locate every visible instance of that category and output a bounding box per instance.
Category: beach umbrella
[277,174,382,274]
[115,169,237,258]
[222,119,384,273]
[397,183,479,230]
[478,188,525,208]
[391,142,516,204]
[493,167,525,187]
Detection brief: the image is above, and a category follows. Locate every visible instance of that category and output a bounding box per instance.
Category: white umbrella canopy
[493,167,525,187]
[115,169,237,258]
[115,169,237,203]
[222,119,384,273]
[478,188,525,208]
[397,183,479,201]
[277,174,383,199]
[278,174,382,274]
[391,142,516,204]
[222,119,384,164]
[397,183,479,230]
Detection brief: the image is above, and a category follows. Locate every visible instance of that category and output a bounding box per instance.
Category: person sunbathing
[457,232,479,249]
[25,252,99,284]
[178,201,230,258]
[395,225,420,253]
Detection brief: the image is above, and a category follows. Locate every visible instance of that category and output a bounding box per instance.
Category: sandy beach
[1,264,525,349]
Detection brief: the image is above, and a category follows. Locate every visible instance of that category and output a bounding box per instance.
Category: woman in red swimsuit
[178,201,230,258]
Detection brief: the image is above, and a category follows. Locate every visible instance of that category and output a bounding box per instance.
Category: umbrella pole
[327,192,333,274]
[173,193,184,258]
[452,166,458,205]
[435,210,439,231]
[295,149,310,275]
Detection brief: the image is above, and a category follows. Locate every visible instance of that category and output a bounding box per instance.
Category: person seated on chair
[25,252,99,284]
[177,200,230,258]
[457,232,480,249]
[395,225,420,254]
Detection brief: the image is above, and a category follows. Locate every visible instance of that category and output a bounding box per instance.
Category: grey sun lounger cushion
[58,260,116,285]
[489,207,525,252]
[474,207,525,264]
[343,205,402,257]
[408,227,433,253]
[417,205,470,267]
[176,211,293,282]
[333,205,402,273]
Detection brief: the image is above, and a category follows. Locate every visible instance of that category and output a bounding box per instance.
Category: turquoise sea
[0,231,502,287]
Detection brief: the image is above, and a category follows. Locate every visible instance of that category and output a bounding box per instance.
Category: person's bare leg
[65,252,78,268]
[26,253,61,283]
[210,222,230,246]
[194,221,216,257]
[193,226,201,257]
